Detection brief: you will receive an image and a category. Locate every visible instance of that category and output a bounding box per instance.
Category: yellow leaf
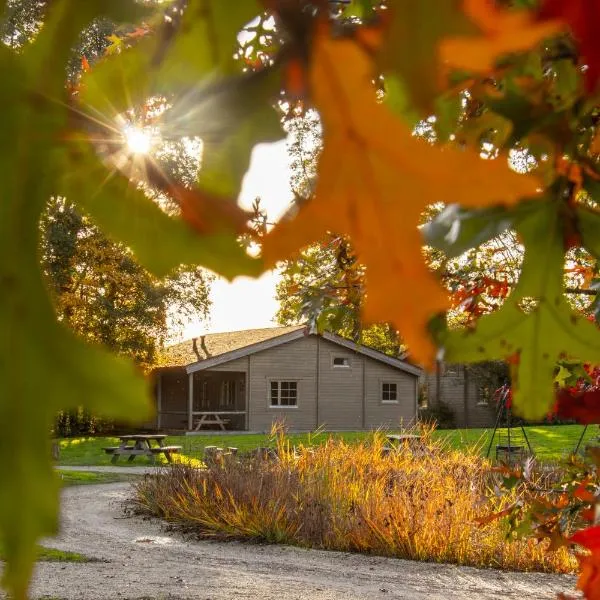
[262,25,540,366]
[105,33,123,56]
[440,0,562,73]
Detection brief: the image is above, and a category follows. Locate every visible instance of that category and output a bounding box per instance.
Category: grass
[434,423,600,462]
[133,429,575,574]
[57,470,140,486]
[55,424,600,466]
[55,431,372,466]
[0,540,90,563]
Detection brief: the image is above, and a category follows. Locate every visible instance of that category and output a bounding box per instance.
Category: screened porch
[155,368,247,431]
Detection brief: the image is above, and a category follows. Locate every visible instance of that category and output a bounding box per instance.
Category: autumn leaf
[440,0,562,74]
[141,160,253,236]
[262,24,539,366]
[556,389,600,425]
[105,33,123,55]
[537,0,600,92]
[378,0,479,116]
[571,526,600,600]
[162,184,252,236]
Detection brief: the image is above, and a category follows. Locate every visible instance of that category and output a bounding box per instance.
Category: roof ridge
[164,324,305,350]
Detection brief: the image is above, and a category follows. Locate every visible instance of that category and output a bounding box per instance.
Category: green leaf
[577,203,600,261]
[440,197,600,420]
[59,149,263,280]
[455,110,513,150]
[163,67,285,198]
[423,201,539,258]
[0,3,153,596]
[382,74,420,126]
[379,0,478,115]
[23,0,153,84]
[81,0,261,114]
[548,59,581,111]
[434,92,463,142]
[156,0,261,83]
[554,365,571,387]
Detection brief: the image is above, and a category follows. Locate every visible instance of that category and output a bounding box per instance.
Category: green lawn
[56,431,372,466]
[55,424,600,466]
[434,424,600,461]
[57,469,140,486]
[0,541,90,563]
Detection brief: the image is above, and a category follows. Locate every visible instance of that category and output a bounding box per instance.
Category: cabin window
[332,356,351,368]
[444,364,460,377]
[270,381,298,407]
[381,382,398,403]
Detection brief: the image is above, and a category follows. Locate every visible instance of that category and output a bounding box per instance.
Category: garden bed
[133,432,575,574]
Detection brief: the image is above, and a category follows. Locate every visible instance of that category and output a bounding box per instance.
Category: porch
[155,368,247,431]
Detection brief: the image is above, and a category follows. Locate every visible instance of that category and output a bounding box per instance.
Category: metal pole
[486,386,506,458]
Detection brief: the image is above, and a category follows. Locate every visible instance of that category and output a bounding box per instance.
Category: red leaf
[169,185,252,236]
[537,0,600,92]
[574,481,597,504]
[143,162,252,236]
[572,526,600,552]
[556,388,600,425]
[571,527,600,600]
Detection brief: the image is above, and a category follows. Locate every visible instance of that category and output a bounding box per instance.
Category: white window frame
[381,381,399,404]
[444,364,460,377]
[269,380,299,408]
[331,354,351,369]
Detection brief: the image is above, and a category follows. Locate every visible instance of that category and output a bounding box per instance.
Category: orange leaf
[262,25,540,366]
[440,0,562,73]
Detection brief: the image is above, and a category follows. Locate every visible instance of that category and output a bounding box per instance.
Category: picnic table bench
[192,411,246,431]
[103,434,181,464]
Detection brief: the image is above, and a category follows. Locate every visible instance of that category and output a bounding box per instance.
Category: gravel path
[2,482,578,600]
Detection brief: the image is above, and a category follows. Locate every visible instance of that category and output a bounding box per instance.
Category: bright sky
[181,139,294,339]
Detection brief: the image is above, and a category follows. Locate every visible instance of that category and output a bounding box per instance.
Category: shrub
[419,401,456,429]
[53,408,116,437]
[133,431,574,573]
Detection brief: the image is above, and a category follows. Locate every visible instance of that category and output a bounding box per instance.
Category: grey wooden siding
[201,356,249,372]
[317,339,363,430]
[247,336,417,432]
[424,366,497,428]
[364,361,417,429]
[247,335,318,431]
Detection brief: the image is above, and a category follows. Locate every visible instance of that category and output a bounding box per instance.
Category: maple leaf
[440,0,562,74]
[261,24,539,366]
[571,526,600,600]
[537,0,600,92]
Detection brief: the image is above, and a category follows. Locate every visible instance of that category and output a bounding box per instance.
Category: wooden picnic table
[103,434,181,464]
[192,411,246,431]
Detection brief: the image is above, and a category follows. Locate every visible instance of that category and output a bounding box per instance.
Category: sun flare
[123,126,152,155]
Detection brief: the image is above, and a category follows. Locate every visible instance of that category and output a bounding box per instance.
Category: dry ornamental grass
[133,429,575,574]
